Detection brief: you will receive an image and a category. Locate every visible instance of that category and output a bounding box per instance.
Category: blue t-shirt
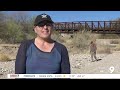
[26,43,61,74]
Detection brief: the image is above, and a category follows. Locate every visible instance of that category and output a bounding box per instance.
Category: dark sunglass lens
[46,23,52,26]
[38,23,53,27]
[38,23,45,27]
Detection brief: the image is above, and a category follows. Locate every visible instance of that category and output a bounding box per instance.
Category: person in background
[90,40,97,62]
[15,13,71,74]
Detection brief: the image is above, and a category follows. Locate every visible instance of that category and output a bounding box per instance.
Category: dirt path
[71,51,120,74]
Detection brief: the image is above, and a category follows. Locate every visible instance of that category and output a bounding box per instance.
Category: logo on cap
[41,14,47,18]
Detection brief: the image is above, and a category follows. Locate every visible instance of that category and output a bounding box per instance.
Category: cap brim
[40,20,54,23]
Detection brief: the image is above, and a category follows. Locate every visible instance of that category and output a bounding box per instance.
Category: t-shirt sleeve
[60,45,71,74]
[15,41,27,74]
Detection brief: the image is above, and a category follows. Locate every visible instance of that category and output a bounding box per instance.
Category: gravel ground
[1,51,120,79]
[0,60,15,79]
[70,51,120,74]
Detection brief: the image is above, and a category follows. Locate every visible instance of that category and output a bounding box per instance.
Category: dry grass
[110,39,120,44]
[52,31,115,54]
[61,32,100,54]
[0,54,11,62]
[98,34,120,39]
[113,44,120,51]
[97,45,112,54]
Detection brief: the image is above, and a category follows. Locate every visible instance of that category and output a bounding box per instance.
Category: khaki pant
[90,51,97,61]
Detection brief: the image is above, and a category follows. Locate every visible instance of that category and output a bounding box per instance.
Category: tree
[5,18,24,43]
[0,12,7,40]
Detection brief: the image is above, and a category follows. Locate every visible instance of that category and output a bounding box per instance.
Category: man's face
[34,21,53,39]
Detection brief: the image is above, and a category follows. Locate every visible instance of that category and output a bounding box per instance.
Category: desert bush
[51,30,65,43]
[98,34,120,39]
[64,31,100,53]
[113,44,120,51]
[0,54,11,62]
[110,39,120,44]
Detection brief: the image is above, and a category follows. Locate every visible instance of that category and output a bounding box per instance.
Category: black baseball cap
[34,13,54,26]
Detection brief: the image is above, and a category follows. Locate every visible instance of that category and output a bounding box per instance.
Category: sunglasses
[37,23,53,27]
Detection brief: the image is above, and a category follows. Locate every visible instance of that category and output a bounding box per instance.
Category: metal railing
[53,21,120,34]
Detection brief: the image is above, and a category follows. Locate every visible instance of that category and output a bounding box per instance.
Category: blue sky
[6,11,120,22]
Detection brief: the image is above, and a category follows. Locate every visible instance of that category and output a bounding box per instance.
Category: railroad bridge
[53,21,120,34]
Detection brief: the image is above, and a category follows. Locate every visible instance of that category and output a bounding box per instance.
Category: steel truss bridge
[53,21,120,34]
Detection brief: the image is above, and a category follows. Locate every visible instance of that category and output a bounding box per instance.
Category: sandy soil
[70,51,120,74]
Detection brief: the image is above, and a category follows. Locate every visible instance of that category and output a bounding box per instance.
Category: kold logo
[10,74,19,78]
